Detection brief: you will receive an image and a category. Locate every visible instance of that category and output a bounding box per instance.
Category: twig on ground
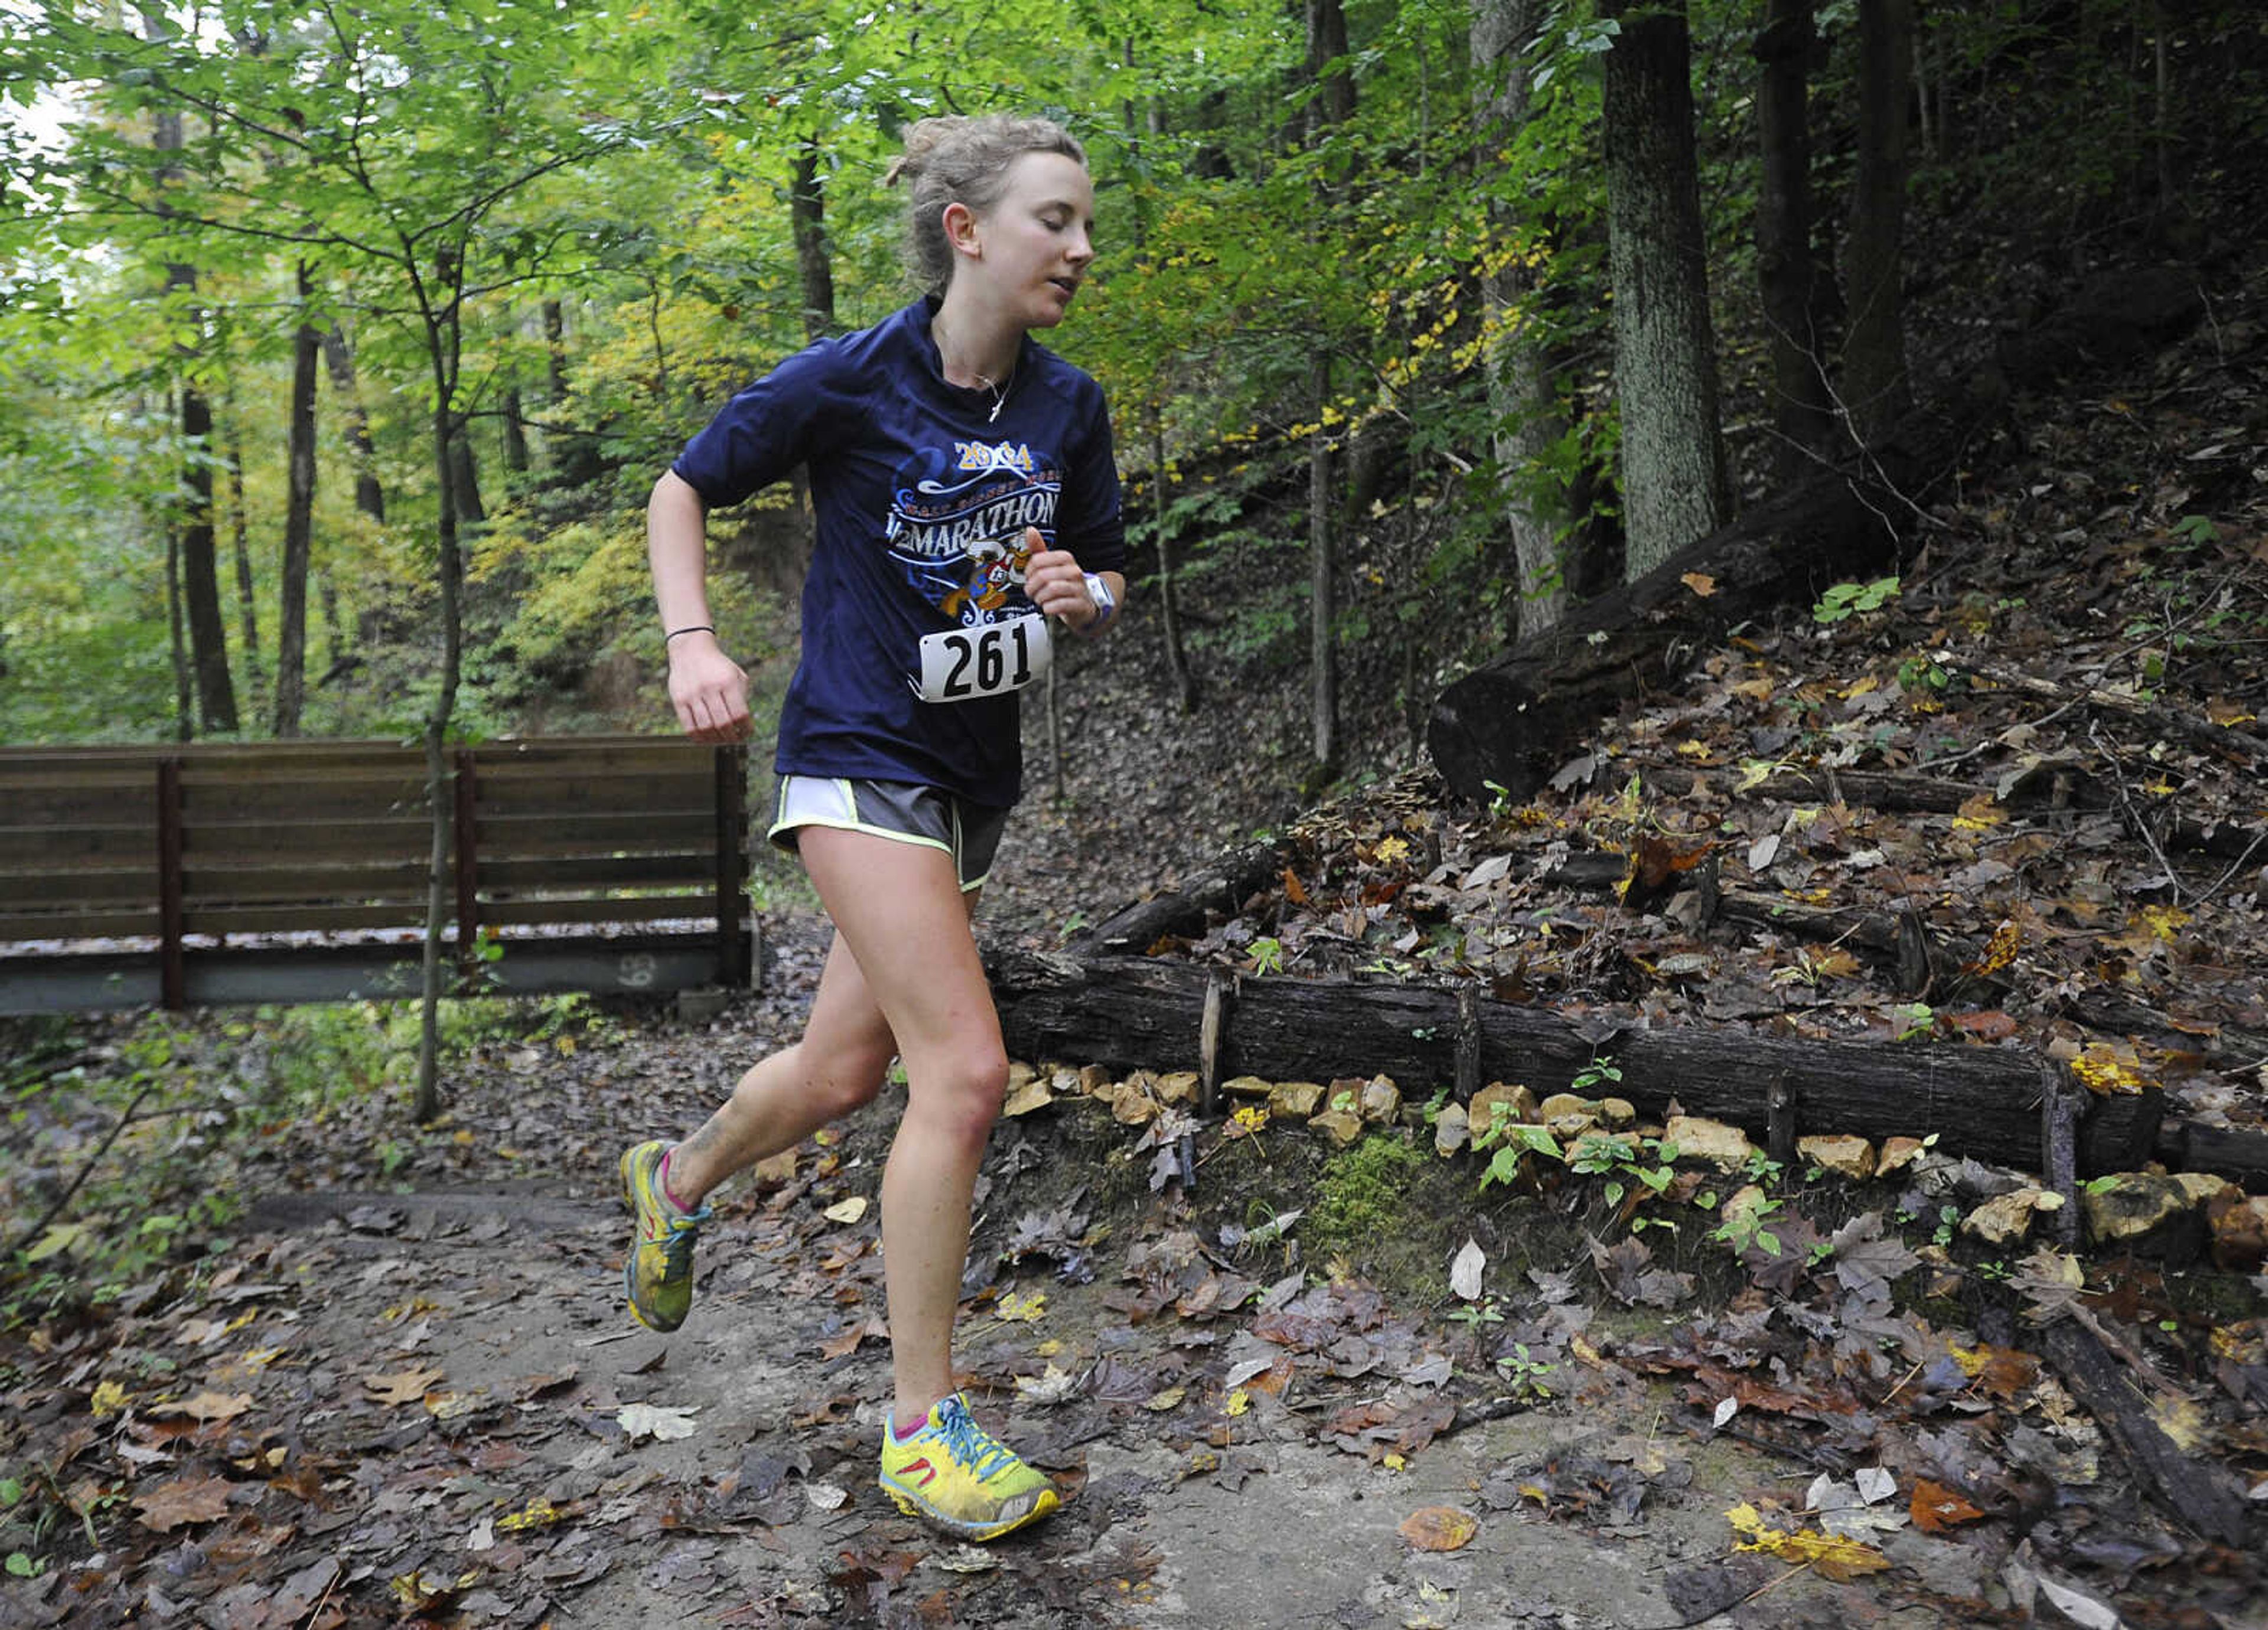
[2,1078,160,1261]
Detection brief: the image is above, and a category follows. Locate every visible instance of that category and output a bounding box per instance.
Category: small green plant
[1494,1342,1557,1399]
[1447,1295,1505,1329]
[1932,1203,1961,1248]
[1812,576,1901,624]
[1896,654,1949,694]
[1892,1002,1937,1041]
[1712,1192,1786,1257]
[1246,936,1285,976]
[2170,514,2218,546]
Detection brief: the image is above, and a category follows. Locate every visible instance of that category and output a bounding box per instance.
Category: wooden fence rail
[0,736,752,1014]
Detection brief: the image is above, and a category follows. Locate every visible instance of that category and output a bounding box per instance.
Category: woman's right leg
[664,932,901,1206]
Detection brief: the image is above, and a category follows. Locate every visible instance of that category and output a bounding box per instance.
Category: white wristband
[1081,572,1117,633]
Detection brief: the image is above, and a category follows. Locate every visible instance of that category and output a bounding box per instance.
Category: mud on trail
[6,915,2257,1630]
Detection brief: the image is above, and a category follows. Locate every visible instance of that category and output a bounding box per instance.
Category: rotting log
[1428,266,2208,809]
[2034,1315,2253,1546]
[1427,464,1907,806]
[1081,842,1284,954]
[985,949,2178,1179]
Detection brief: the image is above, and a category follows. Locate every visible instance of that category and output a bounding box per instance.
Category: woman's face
[958,151,1096,328]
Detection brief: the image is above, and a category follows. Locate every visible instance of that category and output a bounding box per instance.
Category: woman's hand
[1022,529,1117,634]
[667,631,752,742]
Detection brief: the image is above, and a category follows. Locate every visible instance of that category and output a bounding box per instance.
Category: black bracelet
[664,625,715,642]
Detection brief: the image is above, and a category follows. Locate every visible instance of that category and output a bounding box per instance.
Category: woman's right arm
[649,469,752,742]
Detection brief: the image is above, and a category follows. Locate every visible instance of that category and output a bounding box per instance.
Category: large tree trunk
[1470,0,1570,635]
[501,383,531,473]
[1755,0,1837,483]
[320,325,386,522]
[275,263,320,739]
[1842,0,1915,446]
[1303,0,1352,779]
[1305,0,1355,127]
[1151,410,1196,712]
[789,136,837,342]
[1601,0,1731,581]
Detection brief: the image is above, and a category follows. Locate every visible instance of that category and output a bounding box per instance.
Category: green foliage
[1812,577,1902,625]
[1305,1133,1429,1260]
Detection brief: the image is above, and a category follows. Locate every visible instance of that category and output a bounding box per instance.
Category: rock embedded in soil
[1800,1134,1878,1181]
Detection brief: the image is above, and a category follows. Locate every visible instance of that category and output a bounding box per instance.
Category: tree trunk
[1305,0,1355,127]
[275,263,320,739]
[221,408,258,666]
[321,325,386,521]
[501,383,531,473]
[1151,412,1196,712]
[415,288,469,1123]
[1755,0,1836,483]
[1471,0,1571,635]
[1601,0,1731,581]
[448,420,486,523]
[790,136,837,342]
[165,517,191,743]
[1309,357,1340,778]
[1842,0,1915,447]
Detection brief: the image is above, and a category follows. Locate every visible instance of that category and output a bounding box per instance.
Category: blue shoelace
[933,1399,1015,1481]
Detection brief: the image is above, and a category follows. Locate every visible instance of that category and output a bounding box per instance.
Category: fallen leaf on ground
[361,1369,444,1407]
[1726,1502,1888,1581]
[1399,1506,1477,1552]
[617,1402,698,1442]
[823,1195,869,1225]
[133,1473,232,1533]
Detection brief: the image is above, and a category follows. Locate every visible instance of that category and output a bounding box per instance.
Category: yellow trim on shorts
[767,777,987,892]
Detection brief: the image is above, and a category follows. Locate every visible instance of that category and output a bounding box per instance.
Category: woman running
[619,112,1124,1543]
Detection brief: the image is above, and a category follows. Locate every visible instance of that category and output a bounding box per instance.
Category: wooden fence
[0,736,751,1014]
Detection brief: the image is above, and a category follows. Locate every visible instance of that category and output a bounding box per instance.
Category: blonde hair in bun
[885,114,1087,293]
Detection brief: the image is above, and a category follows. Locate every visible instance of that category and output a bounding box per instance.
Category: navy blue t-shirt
[673,298,1126,809]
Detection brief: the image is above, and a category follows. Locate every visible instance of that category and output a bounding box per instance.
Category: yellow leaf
[1374,836,1411,864]
[1951,793,2005,832]
[2140,904,2188,941]
[996,1289,1047,1323]
[91,1380,131,1419]
[497,1496,563,1533]
[1381,1451,1407,1472]
[822,1196,870,1225]
[24,1222,90,1263]
[1399,1506,1477,1551]
[1226,1388,1252,1417]
[555,1035,576,1055]
[1726,1502,1889,1582]
[453,1129,475,1146]
[1145,1385,1187,1411]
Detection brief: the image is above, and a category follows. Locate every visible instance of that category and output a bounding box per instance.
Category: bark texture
[1601,0,1731,579]
[1842,0,1915,445]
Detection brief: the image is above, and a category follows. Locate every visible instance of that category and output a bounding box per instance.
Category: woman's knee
[909,1044,1009,1142]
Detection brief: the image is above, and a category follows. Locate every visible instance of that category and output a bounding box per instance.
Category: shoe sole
[879,1476,1060,1541]
[620,1145,684,1335]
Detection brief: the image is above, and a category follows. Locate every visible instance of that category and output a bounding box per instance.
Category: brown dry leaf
[1282,866,1309,907]
[363,1367,446,1406]
[1399,1505,1478,1552]
[1681,572,1718,598]
[151,1390,255,1423]
[1908,1479,1985,1533]
[819,1315,888,1361]
[1949,1010,2019,1042]
[133,1472,233,1533]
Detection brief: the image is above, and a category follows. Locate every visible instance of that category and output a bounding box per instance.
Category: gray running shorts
[768,775,1009,894]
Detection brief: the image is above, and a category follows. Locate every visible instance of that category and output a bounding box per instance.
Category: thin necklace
[935,316,1016,423]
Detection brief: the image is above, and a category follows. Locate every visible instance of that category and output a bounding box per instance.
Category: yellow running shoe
[620,1139,711,1332]
[878,1394,1061,1540]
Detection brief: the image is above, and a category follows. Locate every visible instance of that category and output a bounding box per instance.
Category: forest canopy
[0,1,2256,752]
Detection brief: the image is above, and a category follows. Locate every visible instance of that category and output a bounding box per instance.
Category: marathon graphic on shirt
[885,439,1063,626]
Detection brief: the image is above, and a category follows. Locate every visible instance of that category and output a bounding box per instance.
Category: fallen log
[2034,1315,2253,1546]
[984,949,2171,1179]
[1080,842,1283,955]
[1428,266,2208,809]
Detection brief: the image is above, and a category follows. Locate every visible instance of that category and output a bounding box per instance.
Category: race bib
[914,614,1053,703]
